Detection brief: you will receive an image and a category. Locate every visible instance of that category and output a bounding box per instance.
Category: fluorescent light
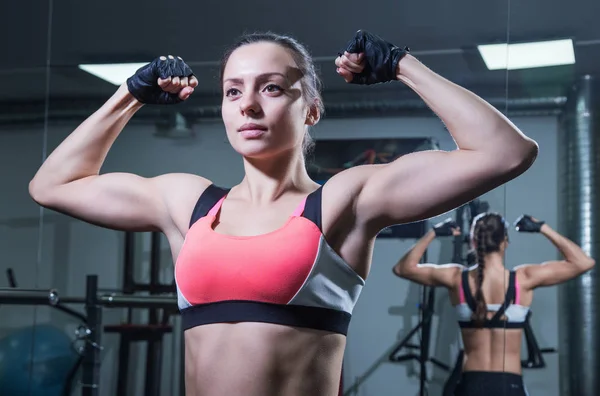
[477,39,575,70]
[78,63,149,85]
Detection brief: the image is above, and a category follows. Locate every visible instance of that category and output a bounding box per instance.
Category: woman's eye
[264,84,282,93]
[225,88,240,97]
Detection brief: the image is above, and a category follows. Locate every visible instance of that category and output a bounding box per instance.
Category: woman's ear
[305,101,321,126]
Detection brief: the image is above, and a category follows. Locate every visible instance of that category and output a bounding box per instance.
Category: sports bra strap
[190,184,323,228]
[302,186,323,230]
[291,197,307,217]
[189,184,230,228]
[461,269,519,326]
[461,270,477,312]
[488,271,516,322]
[207,195,227,217]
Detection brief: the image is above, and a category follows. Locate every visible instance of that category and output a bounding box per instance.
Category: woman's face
[221,42,315,160]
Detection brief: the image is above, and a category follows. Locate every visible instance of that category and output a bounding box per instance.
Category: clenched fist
[126,55,198,105]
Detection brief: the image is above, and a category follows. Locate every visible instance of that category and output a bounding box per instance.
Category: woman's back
[453,266,532,374]
[394,213,594,396]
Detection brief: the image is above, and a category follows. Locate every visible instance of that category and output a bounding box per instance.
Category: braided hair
[469,212,509,327]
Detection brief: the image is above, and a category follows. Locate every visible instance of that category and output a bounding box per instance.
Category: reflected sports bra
[174,184,365,335]
[456,269,529,329]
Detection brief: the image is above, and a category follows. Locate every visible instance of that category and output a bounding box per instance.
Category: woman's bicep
[30,172,208,233]
[354,150,517,231]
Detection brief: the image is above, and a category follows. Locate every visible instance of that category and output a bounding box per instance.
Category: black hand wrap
[514,215,544,233]
[126,56,194,105]
[433,218,459,237]
[341,30,409,85]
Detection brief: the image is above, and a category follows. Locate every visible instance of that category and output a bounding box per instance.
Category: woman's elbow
[28,178,54,207]
[393,262,419,279]
[502,137,539,178]
[392,264,409,278]
[29,179,43,202]
[581,257,596,272]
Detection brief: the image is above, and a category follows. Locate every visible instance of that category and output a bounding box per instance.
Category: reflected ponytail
[470,213,508,327]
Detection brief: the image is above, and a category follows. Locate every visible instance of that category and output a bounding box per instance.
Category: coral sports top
[174,184,365,335]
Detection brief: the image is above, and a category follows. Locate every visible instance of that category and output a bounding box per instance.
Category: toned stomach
[183,322,346,396]
[461,328,523,374]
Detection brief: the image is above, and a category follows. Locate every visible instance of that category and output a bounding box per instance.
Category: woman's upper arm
[516,261,589,289]
[29,172,210,233]
[394,263,463,288]
[353,148,533,232]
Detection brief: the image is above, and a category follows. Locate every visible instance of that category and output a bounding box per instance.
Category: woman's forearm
[393,229,436,276]
[30,84,143,195]
[541,224,595,269]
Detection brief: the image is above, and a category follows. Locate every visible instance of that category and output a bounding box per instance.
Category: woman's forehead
[223,42,297,79]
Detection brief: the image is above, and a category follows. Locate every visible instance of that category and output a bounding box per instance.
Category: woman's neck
[482,252,506,271]
[237,149,316,204]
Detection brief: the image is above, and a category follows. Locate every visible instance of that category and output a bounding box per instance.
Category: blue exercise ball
[0,324,79,396]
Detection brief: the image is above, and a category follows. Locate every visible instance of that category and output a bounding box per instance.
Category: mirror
[10,2,526,396]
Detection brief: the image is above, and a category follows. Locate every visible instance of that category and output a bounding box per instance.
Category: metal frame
[387,204,472,396]
[0,276,177,396]
[388,249,452,395]
[521,311,557,369]
[112,231,176,396]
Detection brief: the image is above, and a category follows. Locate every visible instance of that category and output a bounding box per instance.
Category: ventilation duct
[558,75,600,396]
[0,96,566,126]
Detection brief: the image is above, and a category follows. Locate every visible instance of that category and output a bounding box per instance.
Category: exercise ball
[0,324,79,396]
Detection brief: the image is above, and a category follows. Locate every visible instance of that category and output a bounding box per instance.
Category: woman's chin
[234,144,278,160]
[234,143,295,161]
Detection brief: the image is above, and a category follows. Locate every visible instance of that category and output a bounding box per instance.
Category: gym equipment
[0,324,79,396]
[521,311,557,369]
[388,253,451,393]
[105,231,177,396]
[0,269,84,396]
[442,350,464,396]
[0,274,177,396]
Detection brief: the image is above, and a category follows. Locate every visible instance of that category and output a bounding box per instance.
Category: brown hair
[470,212,508,326]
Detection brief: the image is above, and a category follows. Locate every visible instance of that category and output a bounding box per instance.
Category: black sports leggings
[454,371,529,396]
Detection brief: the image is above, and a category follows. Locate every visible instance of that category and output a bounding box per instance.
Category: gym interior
[0,1,598,395]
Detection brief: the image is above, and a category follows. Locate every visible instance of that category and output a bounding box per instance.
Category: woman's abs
[183,322,345,396]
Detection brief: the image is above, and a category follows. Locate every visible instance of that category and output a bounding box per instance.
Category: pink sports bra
[174,184,365,335]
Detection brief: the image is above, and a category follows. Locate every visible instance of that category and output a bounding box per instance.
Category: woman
[29,29,538,396]
[393,213,595,395]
